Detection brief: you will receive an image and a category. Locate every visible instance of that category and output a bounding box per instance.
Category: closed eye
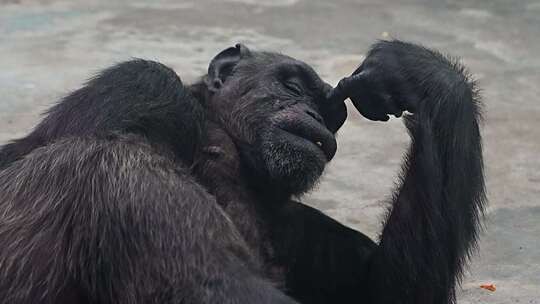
[284,80,304,95]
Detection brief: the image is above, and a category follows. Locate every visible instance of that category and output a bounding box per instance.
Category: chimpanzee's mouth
[282,130,335,161]
[277,119,337,161]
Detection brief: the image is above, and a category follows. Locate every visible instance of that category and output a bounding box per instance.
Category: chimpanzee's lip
[281,130,336,161]
[276,118,337,161]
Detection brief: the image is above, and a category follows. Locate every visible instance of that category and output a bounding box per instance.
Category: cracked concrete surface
[0,0,539,302]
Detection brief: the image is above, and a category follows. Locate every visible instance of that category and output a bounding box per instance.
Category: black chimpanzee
[0,40,485,304]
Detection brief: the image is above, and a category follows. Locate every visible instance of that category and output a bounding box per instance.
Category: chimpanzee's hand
[327,40,428,121]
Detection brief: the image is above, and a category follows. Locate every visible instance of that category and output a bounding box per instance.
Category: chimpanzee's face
[207,49,346,198]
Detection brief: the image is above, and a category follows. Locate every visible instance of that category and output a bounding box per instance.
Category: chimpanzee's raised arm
[330,40,486,304]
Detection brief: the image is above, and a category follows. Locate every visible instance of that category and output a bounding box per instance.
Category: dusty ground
[0,0,539,302]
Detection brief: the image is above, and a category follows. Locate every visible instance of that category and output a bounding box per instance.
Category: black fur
[329,40,486,303]
[0,60,204,169]
[0,40,485,304]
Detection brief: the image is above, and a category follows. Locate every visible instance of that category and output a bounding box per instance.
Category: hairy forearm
[374,67,484,304]
[341,41,488,304]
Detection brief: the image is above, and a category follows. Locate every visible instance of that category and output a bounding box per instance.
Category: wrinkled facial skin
[206,51,346,199]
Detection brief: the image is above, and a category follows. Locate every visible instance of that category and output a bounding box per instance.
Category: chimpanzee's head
[200,44,346,199]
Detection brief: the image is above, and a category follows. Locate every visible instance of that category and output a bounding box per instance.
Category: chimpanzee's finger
[326,72,368,103]
[380,93,404,118]
[350,92,391,122]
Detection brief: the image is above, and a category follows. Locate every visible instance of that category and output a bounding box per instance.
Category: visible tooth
[315,141,323,147]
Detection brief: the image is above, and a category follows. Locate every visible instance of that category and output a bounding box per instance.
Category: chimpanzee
[0,40,485,304]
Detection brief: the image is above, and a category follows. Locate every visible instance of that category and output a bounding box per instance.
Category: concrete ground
[0,0,539,302]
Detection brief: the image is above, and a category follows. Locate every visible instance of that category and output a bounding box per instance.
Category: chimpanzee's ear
[206,44,252,92]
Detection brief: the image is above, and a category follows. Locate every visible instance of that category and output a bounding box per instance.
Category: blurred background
[0,0,539,302]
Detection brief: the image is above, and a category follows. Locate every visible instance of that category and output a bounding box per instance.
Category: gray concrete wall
[0,0,538,302]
